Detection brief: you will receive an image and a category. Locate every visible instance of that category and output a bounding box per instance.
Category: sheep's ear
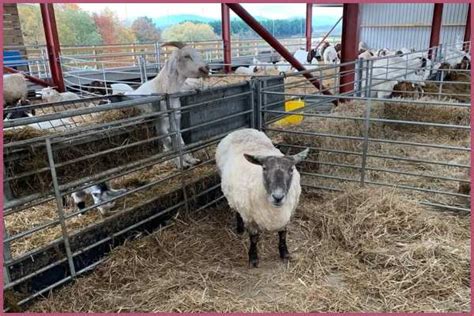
[161,41,186,49]
[291,148,309,164]
[243,153,264,166]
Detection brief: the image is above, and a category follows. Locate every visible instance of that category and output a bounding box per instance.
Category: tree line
[17,4,334,47]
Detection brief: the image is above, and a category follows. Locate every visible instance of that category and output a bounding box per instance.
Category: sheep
[358,50,375,60]
[111,83,135,95]
[361,55,429,98]
[181,78,210,91]
[67,182,127,216]
[215,128,309,267]
[390,81,424,99]
[87,80,110,95]
[3,73,28,106]
[3,104,74,131]
[275,60,291,73]
[3,99,35,120]
[359,41,369,53]
[234,65,259,75]
[40,87,80,103]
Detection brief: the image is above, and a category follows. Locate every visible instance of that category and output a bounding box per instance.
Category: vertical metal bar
[355,58,363,97]
[3,226,12,285]
[102,66,108,95]
[165,96,190,213]
[305,3,313,52]
[40,3,65,92]
[221,4,232,74]
[256,79,263,131]
[464,4,471,52]
[429,4,444,60]
[142,54,148,81]
[438,68,444,100]
[360,60,374,186]
[250,80,256,129]
[154,41,161,72]
[45,138,76,278]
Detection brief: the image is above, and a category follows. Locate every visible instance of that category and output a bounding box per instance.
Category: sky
[77,3,342,20]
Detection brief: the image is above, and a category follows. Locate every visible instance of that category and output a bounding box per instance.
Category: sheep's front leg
[169,98,200,166]
[278,229,290,261]
[248,232,260,268]
[235,212,245,235]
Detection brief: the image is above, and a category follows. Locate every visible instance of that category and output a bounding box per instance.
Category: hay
[28,186,469,312]
[3,127,51,143]
[423,72,471,103]
[5,146,216,258]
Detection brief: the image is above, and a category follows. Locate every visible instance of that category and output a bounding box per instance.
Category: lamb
[361,55,429,98]
[110,41,210,168]
[67,182,127,216]
[358,50,375,60]
[3,73,28,106]
[111,83,135,95]
[216,128,309,267]
[234,65,259,75]
[358,41,369,53]
[40,87,80,103]
[3,104,74,130]
[390,81,424,99]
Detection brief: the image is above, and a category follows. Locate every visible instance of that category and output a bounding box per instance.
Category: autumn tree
[131,17,161,43]
[162,22,217,42]
[55,4,102,45]
[93,8,136,44]
[18,4,45,45]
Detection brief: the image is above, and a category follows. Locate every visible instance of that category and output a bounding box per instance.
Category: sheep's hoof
[236,225,245,235]
[248,258,259,268]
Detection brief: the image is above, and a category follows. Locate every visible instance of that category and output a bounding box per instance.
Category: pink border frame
[0,1,472,315]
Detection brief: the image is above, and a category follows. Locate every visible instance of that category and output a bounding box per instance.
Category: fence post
[154,41,161,73]
[255,78,263,131]
[355,58,363,97]
[3,167,13,286]
[164,95,190,213]
[360,59,374,187]
[45,138,77,279]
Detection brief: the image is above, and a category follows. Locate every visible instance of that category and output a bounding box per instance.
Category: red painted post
[40,3,65,92]
[339,4,359,96]
[429,3,444,60]
[221,4,232,73]
[226,3,335,103]
[463,4,471,52]
[305,3,313,52]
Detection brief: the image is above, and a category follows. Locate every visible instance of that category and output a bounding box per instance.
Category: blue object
[3,50,29,68]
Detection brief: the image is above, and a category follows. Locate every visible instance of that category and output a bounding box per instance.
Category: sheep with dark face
[216,129,309,268]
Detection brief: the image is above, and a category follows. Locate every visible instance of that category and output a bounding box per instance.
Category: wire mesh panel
[2,81,264,310]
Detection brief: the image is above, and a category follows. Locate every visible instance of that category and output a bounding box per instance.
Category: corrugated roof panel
[358,3,468,50]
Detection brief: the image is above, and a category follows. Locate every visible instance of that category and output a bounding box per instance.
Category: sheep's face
[40,88,59,99]
[88,183,126,214]
[175,47,210,79]
[244,148,309,207]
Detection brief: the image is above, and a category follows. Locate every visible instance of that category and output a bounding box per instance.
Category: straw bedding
[28,186,469,312]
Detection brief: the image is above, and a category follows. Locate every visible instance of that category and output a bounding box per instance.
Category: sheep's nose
[199,65,210,74]
[272,193,284,203]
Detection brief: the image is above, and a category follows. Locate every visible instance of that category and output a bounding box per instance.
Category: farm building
[2,2,471,313]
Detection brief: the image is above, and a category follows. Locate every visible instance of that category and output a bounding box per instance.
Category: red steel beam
[221,4,232,73]
[226,3,335,104]
[339,4,359,97]
[3,66,53,88]
[305,3,313,52]
[463,4,471,52]
[429,3,444,60]
[40,3,65,92]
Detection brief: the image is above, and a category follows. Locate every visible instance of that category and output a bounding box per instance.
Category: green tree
[162,22,217,42]
[17,4,44,45]
[131,17,161,43]
[55,4,102,45]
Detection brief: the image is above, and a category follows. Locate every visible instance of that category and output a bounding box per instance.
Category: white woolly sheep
[234,65,259,75]
[3,73,28,106]
[40,87,80,103]
[216,128,309,267]
[323,45,340,64]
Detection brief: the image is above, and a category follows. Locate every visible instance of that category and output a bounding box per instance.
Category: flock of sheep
[3,38,471,267]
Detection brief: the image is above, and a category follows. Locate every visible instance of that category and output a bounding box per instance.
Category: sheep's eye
[262,166,267,171]
[185,55,192,60]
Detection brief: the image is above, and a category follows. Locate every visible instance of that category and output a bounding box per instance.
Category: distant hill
[152,15,217,28]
